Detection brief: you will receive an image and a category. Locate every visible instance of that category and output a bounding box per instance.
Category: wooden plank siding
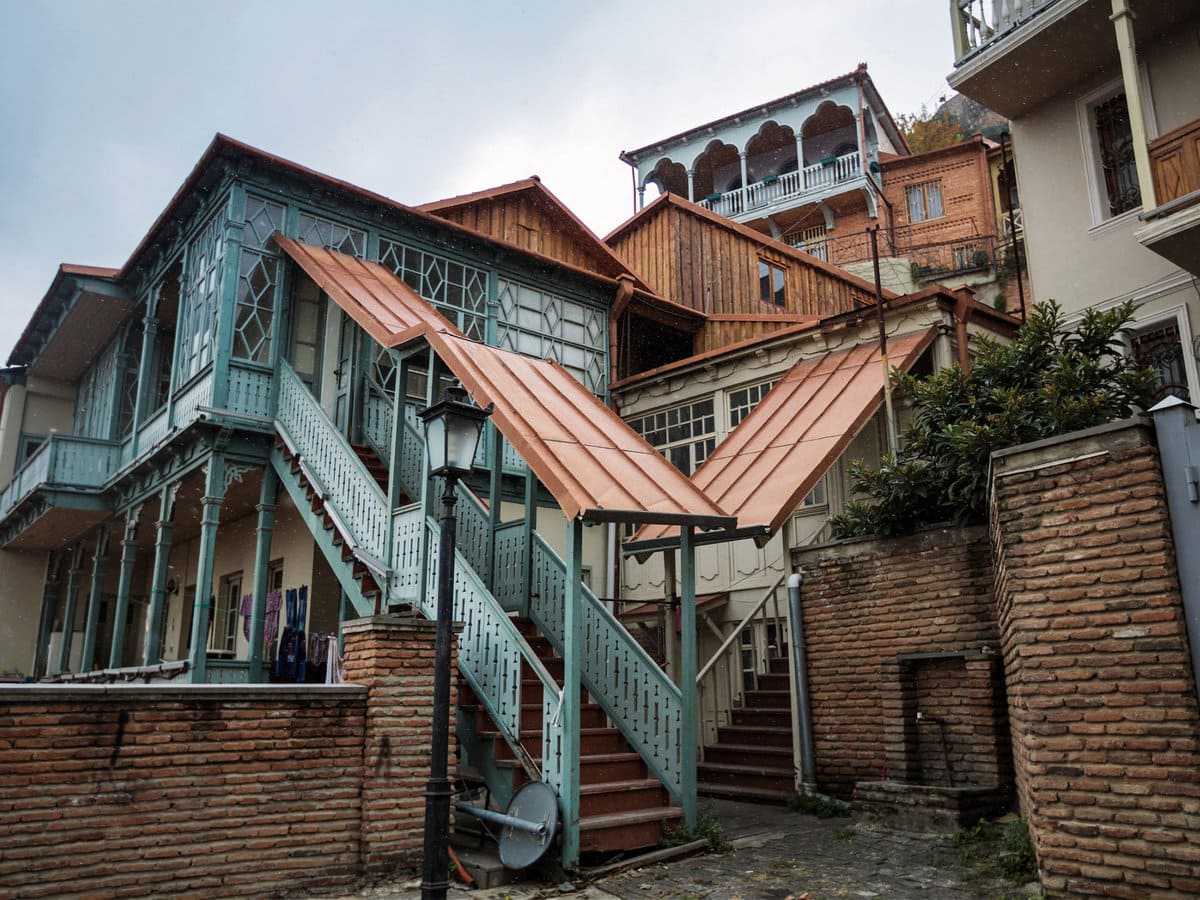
[608,202,873,322]
[430,192,625,280]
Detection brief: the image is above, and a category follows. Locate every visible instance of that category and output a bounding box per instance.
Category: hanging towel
[326,637,344,684]
[239,593,254,640]
[295,586,308,683]
[308,632,329,669]
[264,590,282,649]
[276,589,299,681]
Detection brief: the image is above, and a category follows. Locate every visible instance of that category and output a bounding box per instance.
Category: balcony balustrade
[700,150,863,218]
[952,0,1058,60]
[0,435,122,519]
[1149,117,1200,209]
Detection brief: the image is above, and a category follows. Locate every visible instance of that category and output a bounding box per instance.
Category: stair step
[730,707,792,728]
[743,689,791,709]
[702,742,793,767]
[755,674,790,691]
[716,725,793,748]
[698,782,793,805]
[578,807,683,855]
[697,761,794,793]
[579,778,666,816]
[769,656,789,675]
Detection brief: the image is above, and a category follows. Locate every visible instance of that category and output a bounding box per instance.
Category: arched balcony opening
[801,102,858,167]
[692,140,741,202]
[745,121,799,183]
[644,158,688,201]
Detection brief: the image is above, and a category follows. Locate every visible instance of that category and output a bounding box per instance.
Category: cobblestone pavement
[325,800,1039,900]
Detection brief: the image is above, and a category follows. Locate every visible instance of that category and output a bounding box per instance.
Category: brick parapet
[990,420,1200,897]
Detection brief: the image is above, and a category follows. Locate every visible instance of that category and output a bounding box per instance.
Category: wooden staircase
[460,616,682,857]
[698,656,794,803]
[351,443,390,494]
[273,436,384,612]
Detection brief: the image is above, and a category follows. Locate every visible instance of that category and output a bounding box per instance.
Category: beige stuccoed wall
[0,549,49,678]
[1011,33,1200,332]
[19,377,76,438]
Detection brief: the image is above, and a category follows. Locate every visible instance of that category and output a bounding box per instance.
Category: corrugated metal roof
[273,233,459,347]
[425,329,735,528]
[628,327,937,548]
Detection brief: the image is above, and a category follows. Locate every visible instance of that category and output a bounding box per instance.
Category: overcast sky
[0,0,959,361]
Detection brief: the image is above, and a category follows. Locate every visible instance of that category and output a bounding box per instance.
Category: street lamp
[418,382,492,900]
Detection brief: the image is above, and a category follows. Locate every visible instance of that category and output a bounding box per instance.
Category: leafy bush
[787,790,851,818]
[661,802,726,851]
[830,300,1156,538]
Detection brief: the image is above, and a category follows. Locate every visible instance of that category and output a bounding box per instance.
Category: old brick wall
[991,420,1200,897]
[791,526,1006,799]
[0,613,450,898]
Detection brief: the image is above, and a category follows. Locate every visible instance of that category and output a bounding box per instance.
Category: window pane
[759,261,771,303]
[1094,93,1141,217]
[907,185,925,222]
[926,182,944,219]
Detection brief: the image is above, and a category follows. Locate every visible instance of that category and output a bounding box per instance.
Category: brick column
[990,420,1200,898]
[342,614,458,876]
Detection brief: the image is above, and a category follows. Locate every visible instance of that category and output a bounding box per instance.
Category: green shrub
[786,790,850,818]
[830,299,1156,538]
[661,801,726,851]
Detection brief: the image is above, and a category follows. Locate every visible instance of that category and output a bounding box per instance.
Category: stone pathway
[323,800,1040,900]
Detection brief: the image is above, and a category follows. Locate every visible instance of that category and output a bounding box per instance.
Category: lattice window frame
[378,238,488,341]
[496,279,607,395]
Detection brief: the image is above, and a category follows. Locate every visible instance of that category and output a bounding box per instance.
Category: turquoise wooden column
[33,551,63,679]
[129,292,160,457]
[521,471,537,617]
[383,350,406,602]
[416,351,438,607]
[54,545,86,673]
[561,516,584,868]
[79,527,111,672]
[143,484,177,665]
[247,467,278,682]
[486,423,503,587]
[108,507,142,668]
[187,455,227,682]
[210,186,246,411]
[679,525,698,828]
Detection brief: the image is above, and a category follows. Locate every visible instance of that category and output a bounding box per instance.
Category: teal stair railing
[530,534,684,802]
[361,381,393,463]
[276,359,389,562]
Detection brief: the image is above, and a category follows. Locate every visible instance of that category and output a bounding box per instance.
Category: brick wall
[0,613,450,898]
[791,526,1007,799]
[991,420,1200,898]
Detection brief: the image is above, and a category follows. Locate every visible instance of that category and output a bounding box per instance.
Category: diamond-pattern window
[496,279,607,395]
[233,249,276,363]
[177,203,227,383]
[377,238,488,339]
[244,194,286,250]
[297,211,366,258]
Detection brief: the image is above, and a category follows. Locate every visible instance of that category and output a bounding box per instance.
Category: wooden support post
[561,516,584,868]
[663,548,679,683]
[143,484,177,665]
[383,351,406,605]
[79,527,111,672]
[55,545,86,674]
[33,551,62,679]
[108,508,142,668]
[247,467,278,682]
[679,525,698,828]
[487,422,503,588]
[522,469,538,617]
[416,350,437,609]
[188,455,226,682]
[55,545,87,673]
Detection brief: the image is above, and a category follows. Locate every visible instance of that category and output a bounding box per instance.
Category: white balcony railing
[701,150,863,218]
[953,0,1058,59]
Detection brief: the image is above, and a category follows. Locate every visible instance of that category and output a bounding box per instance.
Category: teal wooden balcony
[0,435,121,518]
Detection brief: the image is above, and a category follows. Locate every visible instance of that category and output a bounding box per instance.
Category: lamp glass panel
[445,417,484,472]
[425,416,447,474]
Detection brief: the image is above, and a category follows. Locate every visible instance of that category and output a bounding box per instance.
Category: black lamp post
[418,382,491,900]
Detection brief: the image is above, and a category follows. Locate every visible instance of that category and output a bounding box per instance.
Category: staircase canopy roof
[627,326,937,552]
[277,234,734,530]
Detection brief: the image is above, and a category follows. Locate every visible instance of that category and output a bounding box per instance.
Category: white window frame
[627,397,717,476]
[1123,304,1199,404]
[1077,71,1157,230]
[209,571,243,656]
[906,180,944,223]
[727,379,777,431]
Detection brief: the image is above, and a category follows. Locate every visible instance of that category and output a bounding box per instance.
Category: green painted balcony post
[129,292,160,457]
[416,351,438,607]
[211,186,247,412]
[486,423,503,586]
[187,454,227,683]
[247,467,278,682]
[143,483,177,665]
[107,508,142,668]
[522,471,537,617]
[561,516,584,868]
[338,588,351,649]
[79,526,112,673]
[679,525,698,828]
[33,551,63,679]
[165,245,189,429]
[383,351,406,601]
[55,544,86,674]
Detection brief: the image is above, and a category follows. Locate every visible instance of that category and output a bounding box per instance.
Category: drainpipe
[953,293,973,373]
[787,572,817,786]
[1110,0,1157,209]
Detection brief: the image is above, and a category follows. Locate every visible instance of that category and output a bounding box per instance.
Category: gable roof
[605,191,897,302]
[418,177,656,293]
[627,327,937,550]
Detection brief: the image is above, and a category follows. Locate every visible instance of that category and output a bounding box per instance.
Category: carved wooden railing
[420,518,563,793]
[276,359,389,561]
[952,0,1057,60]
[0,435,121,517]
[701,151,863,218]
[1149,117,1200,207]
[529,533,684,802]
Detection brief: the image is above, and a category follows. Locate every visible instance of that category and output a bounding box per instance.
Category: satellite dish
[456,780,559,870]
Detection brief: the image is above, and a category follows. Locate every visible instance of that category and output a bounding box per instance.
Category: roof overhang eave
[623,523,770,557]
[580,509,737,529]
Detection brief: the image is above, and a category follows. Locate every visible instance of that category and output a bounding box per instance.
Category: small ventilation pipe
[787,572,817,785]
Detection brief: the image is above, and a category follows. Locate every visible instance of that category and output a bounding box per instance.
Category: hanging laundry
[263,590,282,650]
[239,593,254,640]
[325,637,344,685]
[295,585,308,683]
[275,589,300,681]
[307,632,330,669]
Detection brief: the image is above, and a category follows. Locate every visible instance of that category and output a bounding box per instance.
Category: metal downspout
[787,573,817,785]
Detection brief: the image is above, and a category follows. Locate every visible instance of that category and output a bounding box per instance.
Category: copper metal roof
[425,329,735,528]
[273,233,460,347]
[628,327,937,549]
